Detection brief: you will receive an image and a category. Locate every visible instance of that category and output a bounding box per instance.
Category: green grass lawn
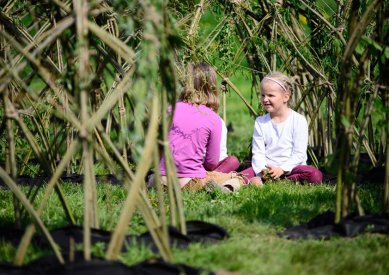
[0,182,388,274]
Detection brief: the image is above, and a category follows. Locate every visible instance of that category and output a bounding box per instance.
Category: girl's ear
[283,92,290,103]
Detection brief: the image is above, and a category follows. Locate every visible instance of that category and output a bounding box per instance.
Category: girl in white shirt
[241,71,323,186]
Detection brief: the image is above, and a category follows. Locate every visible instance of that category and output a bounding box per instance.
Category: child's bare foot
[249,176,263,187]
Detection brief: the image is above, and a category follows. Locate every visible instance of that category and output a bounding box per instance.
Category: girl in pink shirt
[159,63,240,191]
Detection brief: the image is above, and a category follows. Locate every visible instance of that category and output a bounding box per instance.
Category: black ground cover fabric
[186,220,229,243]
[136,220,228,252]
[278,210,389,240]
[0,221,225,274]
[0,220,228,255]
[36,221,228,253]
[0,264,29,275]
[0,226,25,246]
[0,254,214,275]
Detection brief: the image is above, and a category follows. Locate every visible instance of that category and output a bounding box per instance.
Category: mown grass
[0,182,388,274]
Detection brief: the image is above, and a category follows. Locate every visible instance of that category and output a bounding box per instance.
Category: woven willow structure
[0,0,387,265]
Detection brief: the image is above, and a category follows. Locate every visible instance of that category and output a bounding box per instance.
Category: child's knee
[229,155,240,167]
[310,169,323,184]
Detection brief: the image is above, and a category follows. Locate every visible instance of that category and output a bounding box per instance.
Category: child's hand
[265,164,285,179]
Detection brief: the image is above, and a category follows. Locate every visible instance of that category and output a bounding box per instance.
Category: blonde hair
[261,71,294,106]
[179,63,219,112]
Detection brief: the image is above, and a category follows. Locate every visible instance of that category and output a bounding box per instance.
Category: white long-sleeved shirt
[204,118,228,161]
[219,119,228,161]
[252,110,308,175]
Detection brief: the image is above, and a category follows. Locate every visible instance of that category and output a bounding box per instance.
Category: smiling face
[260,79,290,116]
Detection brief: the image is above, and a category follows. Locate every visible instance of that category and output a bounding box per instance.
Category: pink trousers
[213,156,240,173]
[240,165,323,184]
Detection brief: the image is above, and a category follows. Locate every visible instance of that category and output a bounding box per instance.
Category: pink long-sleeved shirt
[159,102,222,178]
